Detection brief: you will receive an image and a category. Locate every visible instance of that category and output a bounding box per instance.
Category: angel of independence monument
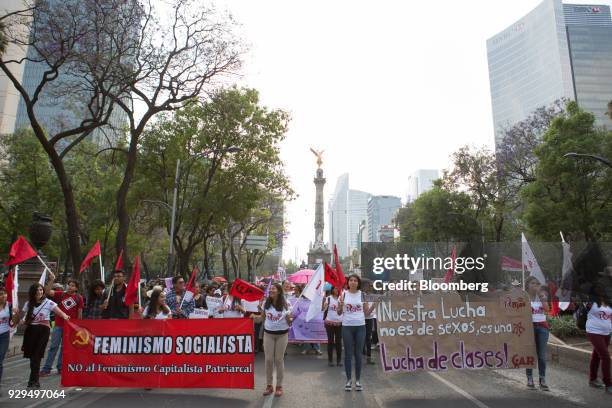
[307,148,331,267]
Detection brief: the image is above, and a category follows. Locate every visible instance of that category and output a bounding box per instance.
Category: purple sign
[288,298,328,343]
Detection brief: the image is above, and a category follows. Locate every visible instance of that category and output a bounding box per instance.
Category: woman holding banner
[20,283,70,388]
[338,274,378,392]
[218,294,245,318]
[525,276,550,391]
[323,286,343,366]
[143,287,172,319]
[253,282,292,397]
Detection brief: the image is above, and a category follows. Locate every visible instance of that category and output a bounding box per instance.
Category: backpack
[575,303,591,330]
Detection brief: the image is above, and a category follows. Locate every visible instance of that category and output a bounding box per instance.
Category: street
[1,344,609,408]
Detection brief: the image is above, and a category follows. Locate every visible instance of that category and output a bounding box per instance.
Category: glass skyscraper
[487,0,612,146]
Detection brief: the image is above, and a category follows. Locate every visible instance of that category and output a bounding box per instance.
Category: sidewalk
[548,334,612,374]
[5,333,23,358]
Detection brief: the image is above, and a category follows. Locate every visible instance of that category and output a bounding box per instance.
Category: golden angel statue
[310,147,324,168]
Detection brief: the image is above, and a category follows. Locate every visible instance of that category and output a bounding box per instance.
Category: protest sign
[62,319,254,388]
[189,308,209,319]
[376,288,536,373]
[206,296,224,317]
[288,298,327,343]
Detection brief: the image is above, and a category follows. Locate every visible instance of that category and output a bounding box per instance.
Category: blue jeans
[526,324,549,380]
[342,325,366,381]
[43,326,63,372]
[0,331,9,382]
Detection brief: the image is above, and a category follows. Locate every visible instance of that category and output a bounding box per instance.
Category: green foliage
[521,102,612,241]
[398,181,480,242]
[547,314,585,339]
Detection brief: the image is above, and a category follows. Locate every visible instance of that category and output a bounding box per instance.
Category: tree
[135,88,293,277]
[88,0,244,261]
[0,1,130,273]
[522,101,612,241]
[397,181,480,243]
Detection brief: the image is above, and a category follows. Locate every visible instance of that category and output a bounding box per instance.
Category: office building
[367,195,401,243]
[487,0,612,146]
[407,169,439,203]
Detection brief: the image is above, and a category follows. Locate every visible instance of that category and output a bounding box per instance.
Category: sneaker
[39,370,51,377]
[337,361,343,367]
[301,350,308,355]
[367,357,375,365]
[527,377,535,389]
[345,380,352,391]
[328,361,335,367]
[355,381,363,391]
[589,380,605,389]
[263,385,274,396]
[274,386,283,397]
[316,350,323,356]
[26,381,34,388]
[33,381,40,389]
[539,379,550,392]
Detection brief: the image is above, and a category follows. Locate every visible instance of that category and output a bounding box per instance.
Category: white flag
[557,239,573,310]
[38,266,49,286]
[521,233,546,285]
[302,264,324,322]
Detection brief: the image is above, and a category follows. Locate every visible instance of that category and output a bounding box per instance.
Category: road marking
[428,372,491,408]
[262,394,274,408]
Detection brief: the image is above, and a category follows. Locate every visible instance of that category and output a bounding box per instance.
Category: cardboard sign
[376,288,536,373]
[206,296,224,317]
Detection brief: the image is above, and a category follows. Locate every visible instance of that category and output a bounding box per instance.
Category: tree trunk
[221,239,229,280]
[203,237,210,278]
[115,130,140,268]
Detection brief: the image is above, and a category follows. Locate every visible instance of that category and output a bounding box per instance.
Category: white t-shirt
[23,299,57,325]
[143,306,171,319]
[0,303,11,334]
[530,301,546,323]
[264,304,292,332]
[366,301,377,319]
[342,291,365,327]
[586,302,612,335]
[324,296,342,323]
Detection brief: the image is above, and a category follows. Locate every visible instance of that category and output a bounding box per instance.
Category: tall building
[486,0,612,146]
[327,174,371,258]
[0,0,31,135]
[2,0,129,146]
[406,169,439,203]
[367,195,401,243]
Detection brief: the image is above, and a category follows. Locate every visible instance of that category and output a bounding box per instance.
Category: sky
[210,0,612,263]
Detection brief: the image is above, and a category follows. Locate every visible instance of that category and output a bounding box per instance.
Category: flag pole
[98,253,104,284]
[559,231,565,243]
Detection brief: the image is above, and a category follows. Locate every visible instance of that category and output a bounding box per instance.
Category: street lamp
[167,146,242,276]
[563,152,612,168]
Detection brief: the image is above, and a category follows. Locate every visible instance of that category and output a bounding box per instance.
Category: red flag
[443,246,457,283]
[333,244,345,289]
[186,264,199,292]
[124,256,140,306]
[548,280,560,317]
[229,278,264,301]
[324,262,340,289]
[5,268,15,304]
[115,249,124,271]
[4,236,37,266]
[79,240,101,274]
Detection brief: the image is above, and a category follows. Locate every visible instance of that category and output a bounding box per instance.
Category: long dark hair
[146,287,167,317]
[87,280,105,302]
[264,283,287,311]
[25,283,44,325]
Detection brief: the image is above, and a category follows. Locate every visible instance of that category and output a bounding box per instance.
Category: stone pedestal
[307,245,331,269]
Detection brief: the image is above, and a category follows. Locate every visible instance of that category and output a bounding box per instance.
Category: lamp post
[563,152,612,168]
[167,146,242,276]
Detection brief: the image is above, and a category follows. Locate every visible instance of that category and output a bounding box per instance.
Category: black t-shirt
[102,284,129,319]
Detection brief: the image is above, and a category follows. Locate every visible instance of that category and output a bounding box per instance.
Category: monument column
[307,148,331,267]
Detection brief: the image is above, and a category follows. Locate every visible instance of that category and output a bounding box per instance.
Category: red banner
[61,318,254,388]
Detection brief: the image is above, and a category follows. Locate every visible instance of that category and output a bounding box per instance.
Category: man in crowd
[102,270,129,319]
[166,276,195,319]
[41,272,83,376]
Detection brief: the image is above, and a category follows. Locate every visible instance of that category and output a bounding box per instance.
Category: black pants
[325,324,342,363]
[29,358,42,383]
[364,319,374,357]
[372,318,379,345]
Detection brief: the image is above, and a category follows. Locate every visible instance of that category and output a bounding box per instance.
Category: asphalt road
[1,344,610,408]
